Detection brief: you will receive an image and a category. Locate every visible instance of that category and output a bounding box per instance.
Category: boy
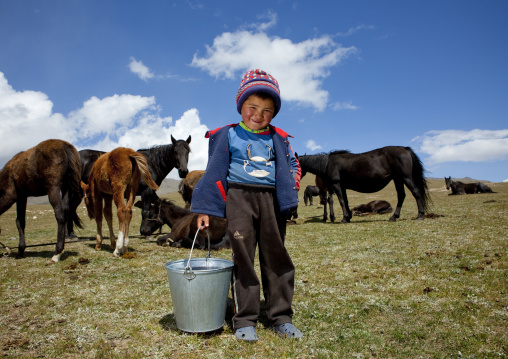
[191,69,302,342]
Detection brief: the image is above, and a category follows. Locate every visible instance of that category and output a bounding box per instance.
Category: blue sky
[1,0,507,182]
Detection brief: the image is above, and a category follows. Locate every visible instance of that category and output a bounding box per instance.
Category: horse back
[5,139,77,196]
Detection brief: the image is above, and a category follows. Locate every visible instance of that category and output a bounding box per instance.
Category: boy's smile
[240,94,275,131]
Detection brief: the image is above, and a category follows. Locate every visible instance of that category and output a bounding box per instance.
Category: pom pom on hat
[236,69,281,117]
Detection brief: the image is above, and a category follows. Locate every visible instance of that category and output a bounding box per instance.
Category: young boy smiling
[191,69,302,342]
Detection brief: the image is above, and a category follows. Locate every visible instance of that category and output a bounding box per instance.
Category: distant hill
[27,178,182,206]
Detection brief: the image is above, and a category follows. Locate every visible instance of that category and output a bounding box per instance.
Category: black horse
[303,185,320,206]
[444,177,494,194]
[135,199,229,250]
[79,135,191,234]
[297,146,430,223]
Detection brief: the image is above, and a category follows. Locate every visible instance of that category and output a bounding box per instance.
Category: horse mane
[329,150,351,156]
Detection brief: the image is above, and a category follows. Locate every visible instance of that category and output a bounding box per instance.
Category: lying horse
[178,170,205,209]
[79,135,191,235]
[297,147,430,223]
[303,185,320,206]
[352,200,393,216]
[81,147,159,257]
[476,182,494,193]
[137,198,229,250]
[0,139,83,261]
[444,177,477,194]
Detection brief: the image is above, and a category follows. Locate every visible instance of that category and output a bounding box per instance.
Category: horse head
[171,135,191,179]
[135,199,163,236]
[444,176,451,190]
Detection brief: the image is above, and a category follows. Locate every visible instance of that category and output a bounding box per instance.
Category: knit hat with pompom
[236,69,281,117]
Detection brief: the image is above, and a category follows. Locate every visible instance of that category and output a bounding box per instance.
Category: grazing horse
[297,146,430,223]
[137,198,229,250]
[0,139,83,262]
[352,200,393,216]
[80,147,159,257]
[78,135,191,235]
[444,177,477,195]
[178,170,205,209]
[303,185,320,206]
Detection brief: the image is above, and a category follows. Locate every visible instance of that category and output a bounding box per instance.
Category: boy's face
[240,94,275,131]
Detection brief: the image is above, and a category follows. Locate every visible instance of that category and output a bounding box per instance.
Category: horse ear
[186,135,191,144]
[171,135,176,144]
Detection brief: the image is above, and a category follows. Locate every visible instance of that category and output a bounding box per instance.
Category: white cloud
[69,94,156,139]
[305,139,322,152]
[331,101,358,111]
[413,129,508,164]
[337,24,375,37]
[0,72,77,163]
[0,72,209,179]
[128,57,155,81]
[191,16,357,111]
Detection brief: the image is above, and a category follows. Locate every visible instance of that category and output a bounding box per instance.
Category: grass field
[0,176,506,358]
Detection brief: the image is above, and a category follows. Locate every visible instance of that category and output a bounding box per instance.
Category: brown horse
[178,170,205,209]
[0,139,83,262]
[80,147,159,257]
[352,200,393,216]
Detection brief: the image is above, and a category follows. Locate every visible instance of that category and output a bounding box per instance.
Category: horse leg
[390,180,406,222]
[113,192,127,257]
[122,188,137,253]
[103,195,116,249]
[327,191,335,223]
[47,188,68,262]
[322,197,328,222]
[330,184,350,223]
[403,179,425,220]
[63,188,77,240]
[15,197,28,258]
[93,194,105,251]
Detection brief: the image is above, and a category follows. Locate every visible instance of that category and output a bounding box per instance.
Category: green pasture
[0,176,506,358]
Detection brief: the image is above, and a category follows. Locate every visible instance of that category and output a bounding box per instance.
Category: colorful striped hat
[236,69,281,117]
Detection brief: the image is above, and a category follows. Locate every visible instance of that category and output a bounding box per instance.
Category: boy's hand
[197,214,210,229]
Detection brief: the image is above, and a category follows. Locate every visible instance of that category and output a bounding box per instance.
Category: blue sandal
[270,323,303,339]
[235,326,258,342]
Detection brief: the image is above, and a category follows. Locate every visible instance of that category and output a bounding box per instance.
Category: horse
[444,177,477,195]
[352,200,393,216]
[297,146,430,223]
[79,135,191,234]
[303,185,320,206]
[178,170,205,209]
[0,139,83,262]
[476,182,494,193]
[80,147,159,257]
[136,198,229,250]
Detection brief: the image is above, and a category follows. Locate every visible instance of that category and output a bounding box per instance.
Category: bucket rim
[165,257,233,274]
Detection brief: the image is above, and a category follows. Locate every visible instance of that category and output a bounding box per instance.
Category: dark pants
[226,184,295,330]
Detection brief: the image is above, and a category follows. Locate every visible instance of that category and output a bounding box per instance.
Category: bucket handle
[183,226,212,280]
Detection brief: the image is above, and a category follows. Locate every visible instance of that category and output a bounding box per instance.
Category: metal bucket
[164,228,233,333]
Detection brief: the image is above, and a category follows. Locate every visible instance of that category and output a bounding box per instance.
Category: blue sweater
[191,124,301,218]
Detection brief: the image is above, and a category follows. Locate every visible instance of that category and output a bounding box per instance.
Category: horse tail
[406,147,431,213]
[131,153,159,190]
[65,145,84,229]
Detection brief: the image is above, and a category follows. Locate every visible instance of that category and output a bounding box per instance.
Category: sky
[1,0,507,182]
